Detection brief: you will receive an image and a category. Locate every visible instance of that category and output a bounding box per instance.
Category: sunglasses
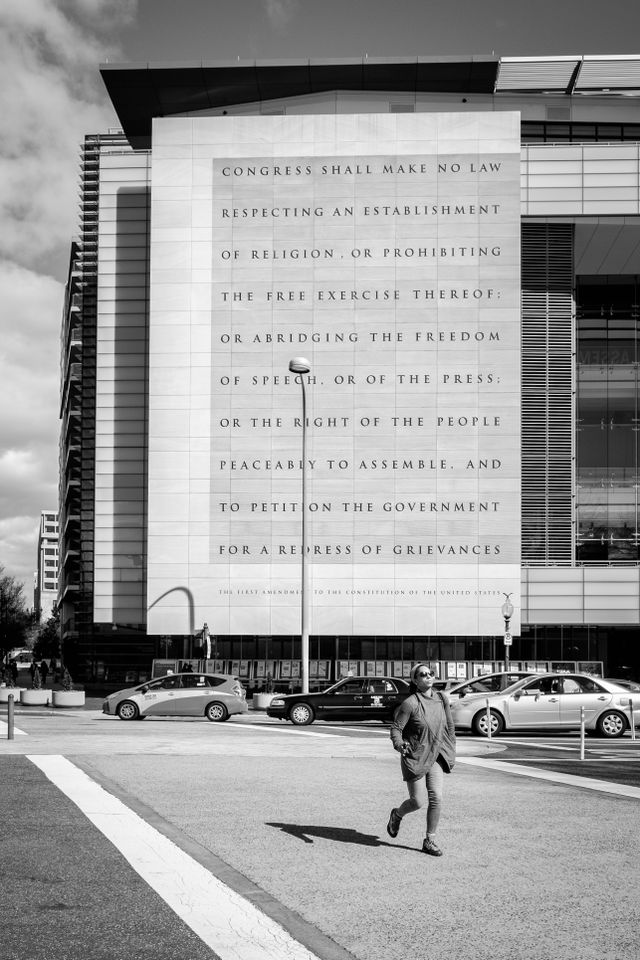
[416,670,435,679]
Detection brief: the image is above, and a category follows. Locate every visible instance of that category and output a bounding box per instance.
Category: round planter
[0,686,24,703]
[52,690,86,708]
[252,692,276,710]
[20,689,51,706]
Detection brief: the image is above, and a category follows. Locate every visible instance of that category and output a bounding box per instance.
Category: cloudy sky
[2,0,640,592]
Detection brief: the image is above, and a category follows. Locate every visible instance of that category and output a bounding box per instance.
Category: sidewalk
[2,704,638,959]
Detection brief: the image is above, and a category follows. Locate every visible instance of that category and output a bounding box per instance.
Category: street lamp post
[501,593,514,672]
[289,357,311,694]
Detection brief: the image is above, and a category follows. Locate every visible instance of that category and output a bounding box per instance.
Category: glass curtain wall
[576,278,640,562]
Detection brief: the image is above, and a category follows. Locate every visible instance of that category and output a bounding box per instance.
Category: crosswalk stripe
[28,755,325,960]
[0,720,27,736]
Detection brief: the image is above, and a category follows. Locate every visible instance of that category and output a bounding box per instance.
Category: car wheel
[289,702,315,725]
[471,709,504,737]
[116,700,139,721]
[205,701,229,722]
[596,710,627,738]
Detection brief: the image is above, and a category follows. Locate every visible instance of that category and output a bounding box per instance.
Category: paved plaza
[1,704,639,960]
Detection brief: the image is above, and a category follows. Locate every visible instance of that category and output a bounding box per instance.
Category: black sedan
[266,676,411,725]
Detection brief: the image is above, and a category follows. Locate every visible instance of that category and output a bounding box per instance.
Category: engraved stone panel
[147,113,521,636]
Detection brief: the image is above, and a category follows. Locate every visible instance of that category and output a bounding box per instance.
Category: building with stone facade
[59,55,640,687]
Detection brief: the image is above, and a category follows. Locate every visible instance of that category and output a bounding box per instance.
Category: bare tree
[0,568,31,662]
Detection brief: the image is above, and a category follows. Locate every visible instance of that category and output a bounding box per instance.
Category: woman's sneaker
[386,808,402,838]
[422,837,443,857]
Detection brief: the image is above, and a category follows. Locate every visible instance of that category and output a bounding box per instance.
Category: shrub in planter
[52,667,85,708]
[0,685,24,703]
[21,664,50,705]
[252,692,276,710]
[21,688,51,705]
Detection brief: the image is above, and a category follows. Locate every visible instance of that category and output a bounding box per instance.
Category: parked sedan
[266,676,411,725]
[450,672,640,738]
[431,678,465,693]
[605,678,640,693]
[103,672,248,722]
[438,671,534,701]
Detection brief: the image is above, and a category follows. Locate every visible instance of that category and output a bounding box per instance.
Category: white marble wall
[147,113,521,636]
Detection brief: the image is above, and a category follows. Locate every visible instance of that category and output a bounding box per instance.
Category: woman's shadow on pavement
[266,822,416,852]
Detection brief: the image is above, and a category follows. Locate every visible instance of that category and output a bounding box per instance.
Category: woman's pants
[397,759,444,835]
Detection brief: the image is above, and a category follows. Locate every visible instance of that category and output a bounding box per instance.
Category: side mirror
[513,690,522,700]
[140,685,149,694]
[458,690,466,699]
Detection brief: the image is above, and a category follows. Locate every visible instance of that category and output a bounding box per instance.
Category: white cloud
[263,0,298,30]
[0,263,61,453]
[0,0,137,589]
[0,0,136,268]
[0,516,42,591]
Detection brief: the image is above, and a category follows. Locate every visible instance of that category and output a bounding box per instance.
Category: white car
[450,672,640,738]
[437,671,534,702]
[102,672,248,722]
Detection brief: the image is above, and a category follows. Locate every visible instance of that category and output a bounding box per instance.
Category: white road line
[496,757,640,763]
[489,739,575,751]
[226,722,339,738]
[320,724,388,735]
[486,739,640,752]
[0,720,27,736]
[28,755,322,960]
[458,756,640,799]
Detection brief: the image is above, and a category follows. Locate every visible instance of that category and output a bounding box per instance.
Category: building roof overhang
[99,56,498,147]
[100,55,640,149]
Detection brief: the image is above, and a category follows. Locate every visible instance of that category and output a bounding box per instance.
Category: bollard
[629,698,636,741]
[7,693,14,740]
[485,698,492,740]
[579,705,585,760]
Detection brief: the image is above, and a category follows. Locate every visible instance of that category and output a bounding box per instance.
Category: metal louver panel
[521,223,574,564]
[496,57,579,92]
[575,56,640,90]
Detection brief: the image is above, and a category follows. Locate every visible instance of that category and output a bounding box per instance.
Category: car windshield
[453,673,529,695]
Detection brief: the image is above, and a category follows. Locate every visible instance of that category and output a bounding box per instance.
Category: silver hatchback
[103,672,248,722]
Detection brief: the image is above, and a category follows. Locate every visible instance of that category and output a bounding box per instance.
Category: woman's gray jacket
[390,691,457,781]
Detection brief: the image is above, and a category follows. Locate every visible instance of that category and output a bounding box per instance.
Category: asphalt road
[2,704,639,960]
[476,731,640,786]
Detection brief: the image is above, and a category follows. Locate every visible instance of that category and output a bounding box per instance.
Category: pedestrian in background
[10,660,18,684]
[40,660,49,685]
[387,663,456,856]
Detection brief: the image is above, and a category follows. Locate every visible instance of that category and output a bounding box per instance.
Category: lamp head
[501,598,514,619]
[289,357,311,374]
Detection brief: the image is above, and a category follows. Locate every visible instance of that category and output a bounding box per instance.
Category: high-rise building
[35,510,59,623]
[59,55,640,687]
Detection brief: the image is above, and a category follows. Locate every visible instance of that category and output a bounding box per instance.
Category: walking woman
[387,663,456,856]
